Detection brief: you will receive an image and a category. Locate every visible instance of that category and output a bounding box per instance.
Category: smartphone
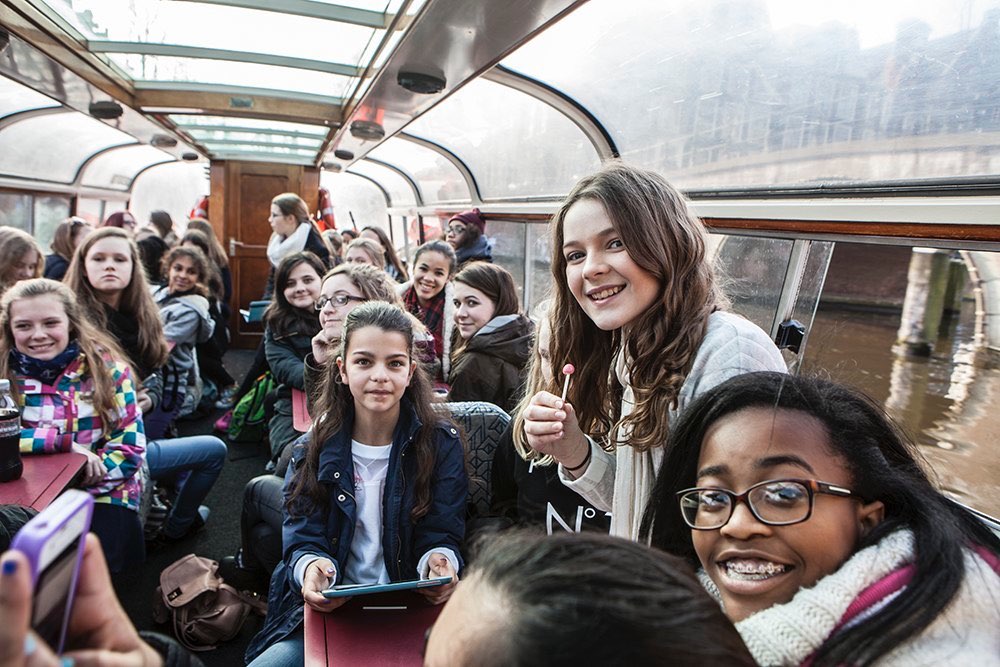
[11,490,94,654]
[322,576,452,599]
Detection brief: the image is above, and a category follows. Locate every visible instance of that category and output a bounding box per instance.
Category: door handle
[229,238,245,257]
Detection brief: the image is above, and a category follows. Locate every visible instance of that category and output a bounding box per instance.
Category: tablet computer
[321,576,452,599]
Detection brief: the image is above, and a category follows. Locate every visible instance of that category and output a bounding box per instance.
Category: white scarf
[609,348,663,539]
[266,223,311,268]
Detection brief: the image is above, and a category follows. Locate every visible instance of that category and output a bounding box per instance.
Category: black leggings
[240,474,283,573]
[90,503,144,573]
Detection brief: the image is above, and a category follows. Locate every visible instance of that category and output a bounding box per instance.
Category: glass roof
[169,115,330,136]
[502,0,1000,190]
[366,137,471,204]
[30,0,409,163]
[0,110,137,184]
[113,55,352,100]
[42,1,384,68]
[79,144,174,191]
[348,159,418,207]
[405,78,600,199]
[0,81,60,119]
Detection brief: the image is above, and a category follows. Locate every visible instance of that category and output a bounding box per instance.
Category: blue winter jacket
[245,398,468,662]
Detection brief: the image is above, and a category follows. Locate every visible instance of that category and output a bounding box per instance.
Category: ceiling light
[89,100,124,119]
[350,120,385,142]
[397,69,446,94]
[150,134,178,148]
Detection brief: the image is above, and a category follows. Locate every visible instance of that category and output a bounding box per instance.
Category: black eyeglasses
[314,293,365,310]
[446,225,465,235]
[676,478,857,530]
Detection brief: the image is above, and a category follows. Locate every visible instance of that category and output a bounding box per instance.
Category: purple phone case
[11,490,94,653]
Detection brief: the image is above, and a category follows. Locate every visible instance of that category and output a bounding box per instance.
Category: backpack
[227,371,276,443]
[152,554,266,652]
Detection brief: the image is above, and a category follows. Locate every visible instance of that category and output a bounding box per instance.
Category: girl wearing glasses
[641,372,1000,666]
[263,252,325,466]
[445,208,492,269]
[524,161,785,539]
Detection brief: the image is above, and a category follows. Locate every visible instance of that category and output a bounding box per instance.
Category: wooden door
[212,161,319,349]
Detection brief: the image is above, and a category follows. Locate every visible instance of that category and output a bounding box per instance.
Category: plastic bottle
[0,379,21,482]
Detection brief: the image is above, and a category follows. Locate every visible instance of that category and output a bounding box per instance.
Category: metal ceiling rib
[364,157,423,206]
[483,66,617,161]
[398,133,479,203]
[133,81,343,106]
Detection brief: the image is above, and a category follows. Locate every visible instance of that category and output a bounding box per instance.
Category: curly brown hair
[548,160,725,453]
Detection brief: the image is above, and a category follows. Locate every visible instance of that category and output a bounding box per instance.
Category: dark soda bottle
[0,379,22,482]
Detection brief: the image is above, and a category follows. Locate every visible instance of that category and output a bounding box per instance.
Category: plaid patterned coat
[16,354,146,511]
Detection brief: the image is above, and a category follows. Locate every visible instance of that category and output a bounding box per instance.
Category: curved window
[366,138,470,203]
[131,162,209,230]
[80,145,174,190]
[348,160,418,207]
[0,79,60,119]
[405,78,599,199]
[320,172,388,231]
[0,111,134,183]
[503,0,1000,189]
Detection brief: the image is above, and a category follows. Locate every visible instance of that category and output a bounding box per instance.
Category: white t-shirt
[343,440,392,585]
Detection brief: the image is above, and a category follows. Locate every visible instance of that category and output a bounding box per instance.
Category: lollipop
[560,363,575,403]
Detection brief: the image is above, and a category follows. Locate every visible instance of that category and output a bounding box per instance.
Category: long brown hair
[0,279,131,435]
[286,302,447,521]
[361,225,409,280]
[51,217,90,261]
[549,160,725,452]
[65,227,169,375]
[263,251,325,337]
[186,218,229,268]
[180,229,224,300]
[512,303,555,466]
[0,227,42,292]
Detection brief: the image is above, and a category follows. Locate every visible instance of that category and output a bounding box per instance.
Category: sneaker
[219,552,266,592]
[145,505,210,552]
[214,410,232,433]
[215,384,239,409]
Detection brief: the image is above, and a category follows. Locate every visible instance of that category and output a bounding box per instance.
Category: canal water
[802,300,1000,518]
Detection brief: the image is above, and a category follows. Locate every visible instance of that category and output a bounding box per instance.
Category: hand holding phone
[1,499,162,665]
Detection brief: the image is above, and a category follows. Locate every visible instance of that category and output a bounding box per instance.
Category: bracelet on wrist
[564,446,592,473]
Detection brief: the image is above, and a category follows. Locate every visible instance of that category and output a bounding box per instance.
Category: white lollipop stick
[560,363,575,402]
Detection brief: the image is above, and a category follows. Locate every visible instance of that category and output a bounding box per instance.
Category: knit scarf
[266,222,311,268]
[10,339,81,385]
[731,530,915,666]
[403,285,445,361]
[609,347,663,539]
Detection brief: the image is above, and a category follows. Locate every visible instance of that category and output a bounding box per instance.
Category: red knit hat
[449,208,485,233]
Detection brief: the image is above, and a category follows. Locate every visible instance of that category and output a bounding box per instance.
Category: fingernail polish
[61,658,75,667]
[24,635,36,656]
[2,559,16,576]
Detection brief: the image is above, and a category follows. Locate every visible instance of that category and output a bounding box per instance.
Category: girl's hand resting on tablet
[302,558,350,612]
[418,554,458,605]
[523,391,590,477]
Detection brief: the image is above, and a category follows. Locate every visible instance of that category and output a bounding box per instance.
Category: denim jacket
[245,398,468,662]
